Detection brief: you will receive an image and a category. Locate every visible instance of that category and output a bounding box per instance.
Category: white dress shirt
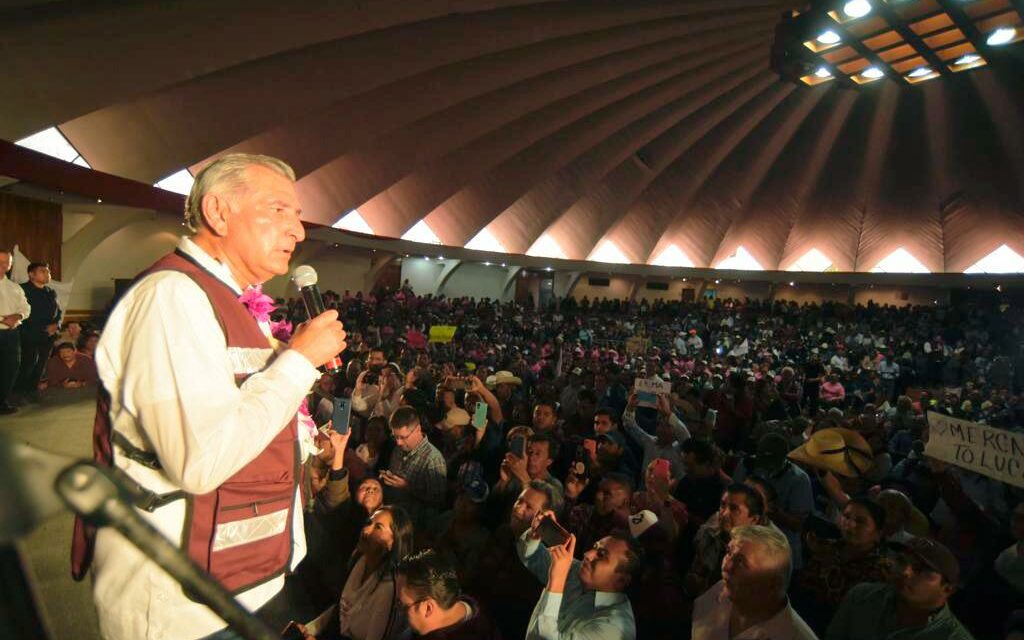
[693,581,818,640]
[0,274,30,328]
[91,237,319,640]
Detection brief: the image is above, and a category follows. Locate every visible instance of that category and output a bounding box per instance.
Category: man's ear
[200,192,232,237]
[422,599,436,619]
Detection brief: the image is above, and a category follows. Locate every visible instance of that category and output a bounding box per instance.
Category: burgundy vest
[72,250,299,595]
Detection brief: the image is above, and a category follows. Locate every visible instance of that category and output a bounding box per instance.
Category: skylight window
[401,220,441,244]
[871,248,930,273]
[716,246,764,271]
[465,228,507,253]
[964,244,1024,274]
[650,244,694,268]
[15,127,91,168]
[154,169,196,196]
[589,240,630,264]
[333,210,374,234]
[788,248,833,272]
[527,234,567,260]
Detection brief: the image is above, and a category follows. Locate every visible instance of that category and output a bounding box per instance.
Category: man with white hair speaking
[692,524,818,640]
[72,153,348,640]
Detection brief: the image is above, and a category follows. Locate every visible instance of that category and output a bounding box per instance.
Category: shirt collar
[403,435,432,459]
[178,236,245,295]
[594,591,627,607]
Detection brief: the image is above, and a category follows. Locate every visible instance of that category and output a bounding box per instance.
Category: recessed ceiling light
[861,66,884,79]
[908,67,932,78]
[815,66,832,78]
[955,54,981,65]
[843,0,872,19]
[987,27,1016,46]
[817,30,841,45]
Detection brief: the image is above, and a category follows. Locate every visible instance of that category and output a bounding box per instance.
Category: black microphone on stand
[291,264,343,374]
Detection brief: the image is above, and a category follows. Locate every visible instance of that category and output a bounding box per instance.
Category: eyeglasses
[399,598,427,613]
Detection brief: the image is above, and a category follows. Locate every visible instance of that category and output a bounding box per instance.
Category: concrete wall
[853,285,950,307]
[262,244,375,299]
[440,262,512,301]
[708,281,772,301]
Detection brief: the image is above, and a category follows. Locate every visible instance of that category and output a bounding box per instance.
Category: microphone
[291,265,342,374]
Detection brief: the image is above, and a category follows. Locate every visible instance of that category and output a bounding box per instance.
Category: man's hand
[468,375,486,394]
[380,470,408,489]
[45,323,59,336]
[505,452,530,484]
[1,314,20,328]
[547,534,576,594]
[627,392,638,410]
[656,393,672,417]
[289,310,347,369]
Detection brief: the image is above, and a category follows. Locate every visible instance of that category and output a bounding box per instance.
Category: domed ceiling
[3,0,1024,273]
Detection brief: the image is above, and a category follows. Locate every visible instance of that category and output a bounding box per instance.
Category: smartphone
[536,515,571,548]
[332,397,352,436]
[511,435,527,458]
[281,621,305,640]
[449,377,469,391]
[472,401,488,430]
[653,459,671,483]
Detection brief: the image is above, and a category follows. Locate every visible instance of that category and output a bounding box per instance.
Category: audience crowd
[265,283,1024,639]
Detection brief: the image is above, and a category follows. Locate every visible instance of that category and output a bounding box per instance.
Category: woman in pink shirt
[820,373,846,406]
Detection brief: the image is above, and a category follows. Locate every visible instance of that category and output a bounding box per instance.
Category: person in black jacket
[15,262,61,403]
[396,549,501,639]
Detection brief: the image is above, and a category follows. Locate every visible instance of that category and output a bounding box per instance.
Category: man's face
[580,537,629,592]
[510,487,547,535]
[28,265,51,286]
[368,351,387,369]
[356,479,383,513]
[391,423,422,453]
[594,480,629,516]
[526,441,553,478]
[894,553,951,609]
[593,414,614,435]
[496,383,514,400]
[532,405,557,431]
[0,252,10,275]
[721,539,776,603]
[718,491,757,532]
[212,165,304,285]
[57,346,76,365]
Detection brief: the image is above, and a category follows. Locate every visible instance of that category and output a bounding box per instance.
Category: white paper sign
[634,377,672,409]
[925,411,1024,488]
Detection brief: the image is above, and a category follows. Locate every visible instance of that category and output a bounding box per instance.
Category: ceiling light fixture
[987,27,1016,46]
[861,66,884,79]
[908,67,932,77]
[955,54,981,65]
[817,30,841,45]
[815,66,833,78]
[843,0,872,19]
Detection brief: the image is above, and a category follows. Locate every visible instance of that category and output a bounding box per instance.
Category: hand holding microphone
[290,265,346,372]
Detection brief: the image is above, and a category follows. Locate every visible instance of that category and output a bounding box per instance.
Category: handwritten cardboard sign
[925,411,1024,488]
[635,377,672,409]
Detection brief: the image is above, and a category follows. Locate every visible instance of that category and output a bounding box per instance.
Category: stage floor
[1,393,101,640]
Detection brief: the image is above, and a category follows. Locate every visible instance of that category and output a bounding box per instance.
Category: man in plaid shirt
[382,405,447,528]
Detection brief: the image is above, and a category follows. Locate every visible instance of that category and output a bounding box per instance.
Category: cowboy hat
[492,370,522,386]
[788,428,874,478]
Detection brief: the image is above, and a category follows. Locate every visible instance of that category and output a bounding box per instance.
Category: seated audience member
[518,510,640,639]
[356,416,393,477]
[42,342,98,390]
[339,506,415,640]
[567,473,632,558]
[622,392,692,482]
[77,331,100,359]
[383,406,447,529]
[794,497,890,633]
[684,484,768,599]
[593,430,639,479]
[672,438,727,524]
[997,502,1024,596]
[396,549,501,639]
[692,525,817,640]
[826,537,973,640]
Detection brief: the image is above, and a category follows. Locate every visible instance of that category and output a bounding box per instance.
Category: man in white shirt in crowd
[692,524,817,640]
[0,248,31,414]
[518,510,639,640]
[86,154,347,640]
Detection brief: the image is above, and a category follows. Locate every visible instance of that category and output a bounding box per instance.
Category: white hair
[730,524,793,588]
[183,153,296,232]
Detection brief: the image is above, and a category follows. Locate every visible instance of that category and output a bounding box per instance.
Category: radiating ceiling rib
[421,36,772,247]
[631,83,804,270]
[483,47,772,254]
[0,0,569,140]
[212,8,779,179]
[346,37,771,238]
[554,76,786,263]
[56,1,777,182]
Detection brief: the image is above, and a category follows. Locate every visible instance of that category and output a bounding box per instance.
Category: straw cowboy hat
[491,371,522,386]
[788,428,874,478]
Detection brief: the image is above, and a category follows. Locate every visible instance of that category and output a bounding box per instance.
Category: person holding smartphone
[517,510,640,640]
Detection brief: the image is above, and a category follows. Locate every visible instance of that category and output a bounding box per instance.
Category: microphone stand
[55,461,279,640]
